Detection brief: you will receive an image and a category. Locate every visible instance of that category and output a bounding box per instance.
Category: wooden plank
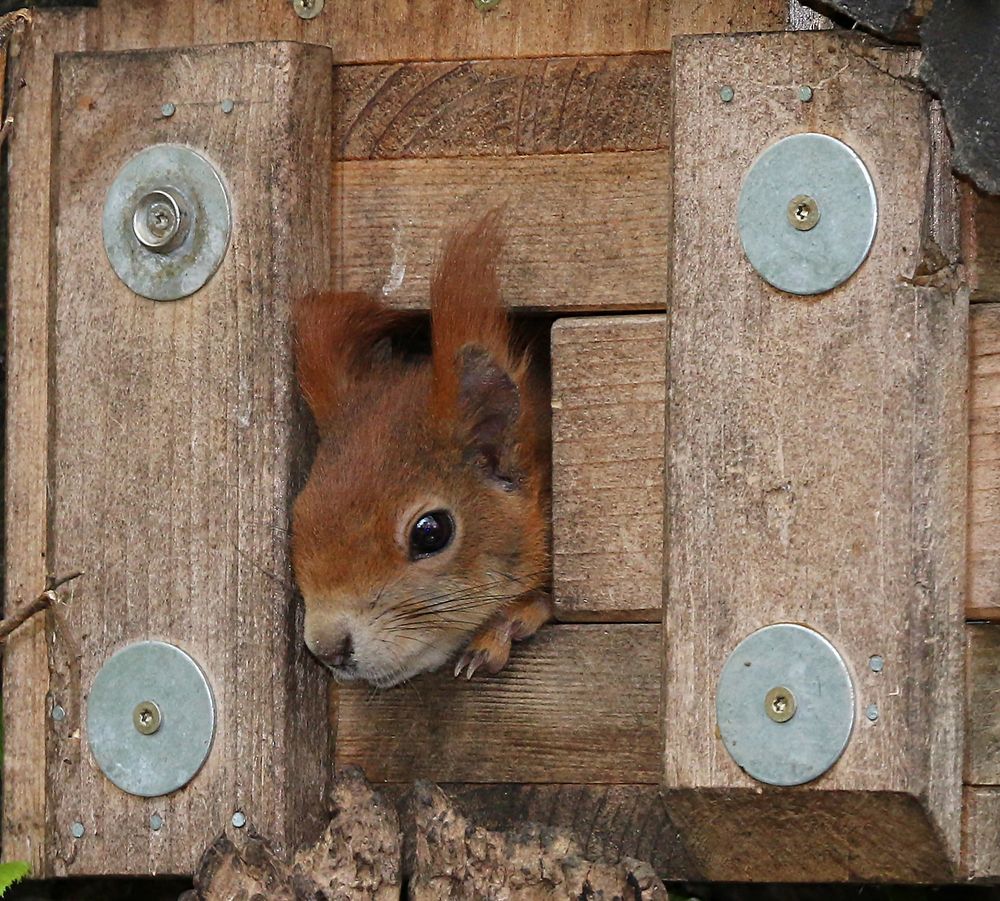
[551,316,665,620]
[964,787,1000,881]
[2,8,97,873]
[335,624,660,784]
[44,42,332,876]
[336,152,668,312]
[93,0,784,63]
[963,188,1000,303]
[332,54,670,160]
[967,624,1000,785]
[970,304,1000,620]
[664,32,966,881]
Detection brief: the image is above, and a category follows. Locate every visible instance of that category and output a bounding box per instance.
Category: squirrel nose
[323,633,353,669]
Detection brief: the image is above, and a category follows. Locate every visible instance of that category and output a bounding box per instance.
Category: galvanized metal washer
[87,641,215,797]
[716,623,855,787]
[737,133,877,296]
[103,144,231,301]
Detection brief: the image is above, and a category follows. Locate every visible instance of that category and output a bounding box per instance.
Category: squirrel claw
[454,628,512,680]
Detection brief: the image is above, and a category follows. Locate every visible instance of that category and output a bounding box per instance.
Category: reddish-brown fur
[291,214,551,687]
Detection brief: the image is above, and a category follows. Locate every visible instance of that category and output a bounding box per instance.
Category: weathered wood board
[664,32,967,881]
[37,42,332,876]
[964,788,1000,881]
[971,304,1000,620]
[551,316,665,620]
[335,624,660,784]
[964,189,1000,304]
[92,0,786,63]
[2,8,97,873]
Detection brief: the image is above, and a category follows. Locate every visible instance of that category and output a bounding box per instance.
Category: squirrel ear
[292,291,413,427]
[456,346,522,488]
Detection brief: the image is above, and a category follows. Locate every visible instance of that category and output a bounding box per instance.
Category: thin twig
[0,570,83,644]
[0,9,33,151]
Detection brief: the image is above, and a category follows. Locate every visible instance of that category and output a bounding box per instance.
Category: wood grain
[43,42,332,876]
[93,0,785,63]
[2,8,97,873]
[336,152,669,312]
[664,32,966,880]
[332,54,670,160]
[967,624,1000,786]
[335,624,660,784]
[551,316,665,620]
[963,187,1000,303]
[963,787,1000,880]
[970,304,1000,621]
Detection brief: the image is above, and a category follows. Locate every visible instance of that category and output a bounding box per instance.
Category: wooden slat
[967,624,1000,786]
[93,0,785,63]
[964,787,1000,880]
[335,624,660,784]
[963,188,1000,303]
[2,9,97,873]
[664,32,966,880]
[551,316,665,620]
[336,152,668,312]
[332,54,670,160]
[44,43,332,876]
[971,303,1000,620]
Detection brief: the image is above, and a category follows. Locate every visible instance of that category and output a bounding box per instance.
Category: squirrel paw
[453,591,553,680]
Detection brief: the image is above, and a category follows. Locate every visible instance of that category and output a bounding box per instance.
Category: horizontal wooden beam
[335,624,660,784]
[336,152,669,312]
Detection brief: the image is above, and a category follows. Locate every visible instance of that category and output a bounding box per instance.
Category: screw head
[866,703,879,722]
[787,194,820,232]
[764,686,796,723]
[473,0,502,8]
[150,813,163,831]
[232,811,247,828]
[51,704,66,722]
[132,189,189,254]
[160,102,176,118]
[869,655,884,673]
[719,85,735,103]
[70,821,85,839]
[132,700,162,735]
[798,85,814,103]
[292,0,324,18]
[220,99,235,114]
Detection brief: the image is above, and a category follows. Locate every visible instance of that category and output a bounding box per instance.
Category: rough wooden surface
[970,304,1000,621]
[2,8,97,872]
[967,625,1000,786]
[336,153,668,312]
[964,787,1000,881]
[665,32,967,880]
[964,190,1000,304]
[93,0,785,62]
[551,316,665,619]
[43,42,332,875]
[332,54,670,160]
[335,624,660,784]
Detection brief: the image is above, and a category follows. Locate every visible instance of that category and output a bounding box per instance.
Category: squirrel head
[291,214,549,687]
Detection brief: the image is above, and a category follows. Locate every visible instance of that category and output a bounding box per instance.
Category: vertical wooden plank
[665,32,966,881]
[551,316,665,620]
[43,42,332,875]
[964,788,1000,880]
[2,9,97,873]
[967,624,1000,785]
[970,303,1000,621]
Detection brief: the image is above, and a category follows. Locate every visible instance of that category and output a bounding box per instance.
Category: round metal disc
[716,623,855,787]
[737,133,877,296]
[87,641,216,797]
[103,144,231,301]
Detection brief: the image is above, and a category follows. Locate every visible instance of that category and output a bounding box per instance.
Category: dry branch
[0,571,82,645]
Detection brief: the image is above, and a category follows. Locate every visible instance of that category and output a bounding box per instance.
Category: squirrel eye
[409,510,454,559]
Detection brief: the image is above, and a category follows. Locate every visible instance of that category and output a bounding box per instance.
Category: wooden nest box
[2,6,998,885]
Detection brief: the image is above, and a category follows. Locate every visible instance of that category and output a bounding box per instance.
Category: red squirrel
[291,213,552,687]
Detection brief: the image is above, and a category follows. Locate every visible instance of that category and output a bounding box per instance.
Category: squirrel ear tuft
[292,291,413,427]
[456,346,522,488]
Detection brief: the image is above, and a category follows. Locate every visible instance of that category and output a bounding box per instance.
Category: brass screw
[787,194,820,232]
[133,700,162,735]
[764,686,796,723]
